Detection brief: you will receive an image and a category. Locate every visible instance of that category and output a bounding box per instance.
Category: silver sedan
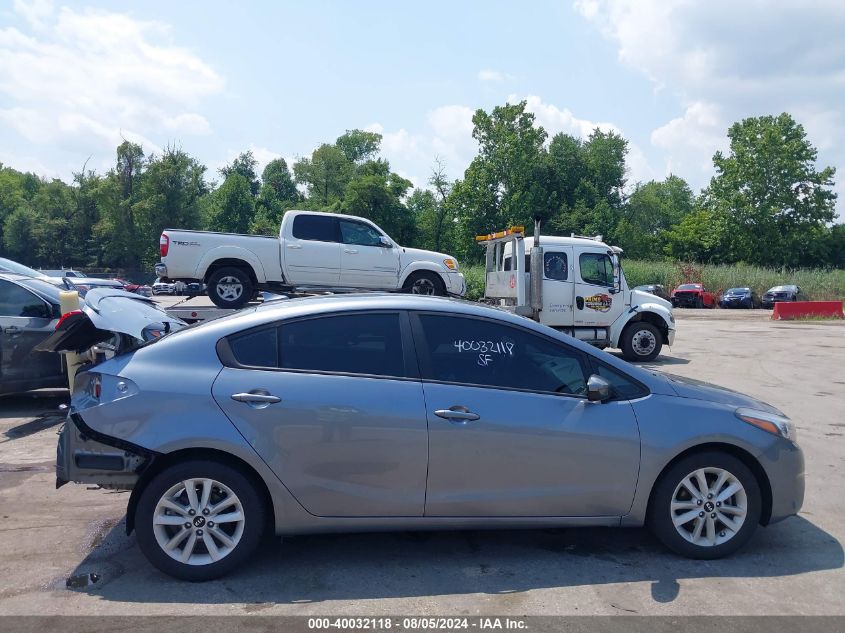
[51,294,804,581]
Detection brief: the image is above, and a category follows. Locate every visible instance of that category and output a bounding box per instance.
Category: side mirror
[379,236,393,248]
[587,374,611,403]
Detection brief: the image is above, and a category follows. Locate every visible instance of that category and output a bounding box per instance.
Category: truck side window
[339,220,383,247]
[503,255,530,272]
[543,252,568,281]
[579,253,613,286]
[292,215,337,242]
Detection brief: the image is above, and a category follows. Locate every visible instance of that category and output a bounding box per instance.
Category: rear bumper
[56,413,156,490]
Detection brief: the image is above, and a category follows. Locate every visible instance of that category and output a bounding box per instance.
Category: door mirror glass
[587,374,611,402]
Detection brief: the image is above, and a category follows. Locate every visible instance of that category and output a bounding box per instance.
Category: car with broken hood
[47,294,804,581]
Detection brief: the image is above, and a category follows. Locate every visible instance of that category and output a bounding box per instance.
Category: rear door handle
[434,406,480,422]
[231,391,281,405]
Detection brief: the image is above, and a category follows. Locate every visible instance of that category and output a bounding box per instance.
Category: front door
[410,312,640,517]
[212,311,428,517]
[284,214,341,286]
[0,279,63,393]
[573,248,626,328]
[338,218,400,289]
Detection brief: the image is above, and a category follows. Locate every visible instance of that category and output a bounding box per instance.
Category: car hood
[661,372,783,415]
[400,246,457,269]
[36,288,186,353]
[631,288,672,310]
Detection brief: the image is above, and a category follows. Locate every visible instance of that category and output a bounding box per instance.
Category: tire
[403,271,447,296]
[647,451,762,559]
[621,322,662,362]
[208,267,253,309]
[135,459,267,581]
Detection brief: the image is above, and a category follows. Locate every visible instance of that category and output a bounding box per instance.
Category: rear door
[283,214,341,286]
[212,311,429,517]
[338,218,400,288]
[0,279,63,391]
[410,311,640,517]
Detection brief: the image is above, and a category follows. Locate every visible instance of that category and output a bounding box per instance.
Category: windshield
[677,284,701,290]
[0,257,49,279]
[727,288,750,293]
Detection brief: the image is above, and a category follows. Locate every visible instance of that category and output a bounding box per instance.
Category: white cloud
[478,69,512,82]
[576,0,845,201]
[514,94,619,138]
[0,1,223,171]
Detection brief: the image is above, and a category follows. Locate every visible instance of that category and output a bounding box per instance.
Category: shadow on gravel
[66,515,842,607]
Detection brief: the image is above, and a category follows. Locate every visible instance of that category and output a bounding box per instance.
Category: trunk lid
[36,288,186,353]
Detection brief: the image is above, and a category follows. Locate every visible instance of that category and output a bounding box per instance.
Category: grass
[460,260,845,303]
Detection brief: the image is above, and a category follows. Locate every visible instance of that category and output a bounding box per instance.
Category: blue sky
[1,0,843,207]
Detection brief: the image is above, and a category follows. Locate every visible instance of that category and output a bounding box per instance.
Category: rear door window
[279,313,406,377]
[292,214,338,242]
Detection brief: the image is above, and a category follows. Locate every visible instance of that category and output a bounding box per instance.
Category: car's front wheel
[135,459,266,581]
[648,451,762,559]
[403,271,446,296]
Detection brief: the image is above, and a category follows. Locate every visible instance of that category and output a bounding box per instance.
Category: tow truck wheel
[621,322,662,362]
[208,267,253,309]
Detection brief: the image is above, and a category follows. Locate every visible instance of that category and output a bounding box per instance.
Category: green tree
[220,151,259,197]
[204,173,255,234]
[663,208,729,263]
[341,160,414,243]
[254,158,299,234]
[294,144,352,208]
[336,129,382,164]
[616,175,695,259]
[703,113,836,267]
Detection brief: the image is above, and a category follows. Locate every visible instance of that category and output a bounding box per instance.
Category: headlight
[444,258,458,270]
[735,407,797,443]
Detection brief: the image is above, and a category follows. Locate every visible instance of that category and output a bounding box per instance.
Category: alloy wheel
[670,467,748,547]
[216,276,244,302]
[152,478,246,566]
[411,277,436,295]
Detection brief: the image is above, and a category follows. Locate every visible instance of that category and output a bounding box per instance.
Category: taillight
[87,373,102,400]
[160,233,170,257]
[56,309,82,330]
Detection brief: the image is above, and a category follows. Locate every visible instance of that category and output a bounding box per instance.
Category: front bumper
[56,413,155,490]
[765,440,805,524]
[672,294,702,308]
[445,271,466,296]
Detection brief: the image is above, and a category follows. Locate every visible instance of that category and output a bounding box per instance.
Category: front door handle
[286,244,302,250]
[576,296,584,310]
[434,406,480,422]
[344,248,358,254]
[231,391,281,407]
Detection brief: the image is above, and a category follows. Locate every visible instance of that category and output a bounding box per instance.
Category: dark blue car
[719,287,760,309]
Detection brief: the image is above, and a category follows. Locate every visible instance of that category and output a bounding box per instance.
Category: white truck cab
[479,225,675,361]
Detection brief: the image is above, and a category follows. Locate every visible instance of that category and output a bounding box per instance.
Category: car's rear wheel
[135,460,266,581]
[403,271,446,296]
[621,322,662,362]
[208,267,253,309]
[648,451,761,559]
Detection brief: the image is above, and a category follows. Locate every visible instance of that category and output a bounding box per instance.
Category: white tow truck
[477,223,675,362]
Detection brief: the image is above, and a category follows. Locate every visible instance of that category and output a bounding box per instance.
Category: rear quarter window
[291,215,337,242]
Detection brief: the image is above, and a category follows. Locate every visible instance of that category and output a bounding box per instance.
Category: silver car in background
[48,294,804,581]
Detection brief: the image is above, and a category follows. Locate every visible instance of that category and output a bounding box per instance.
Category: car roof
[68,277,124,285]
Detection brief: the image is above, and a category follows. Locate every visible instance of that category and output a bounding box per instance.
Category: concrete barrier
[772,300,844,320]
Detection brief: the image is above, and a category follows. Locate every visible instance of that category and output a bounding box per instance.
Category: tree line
[0,102,842,274]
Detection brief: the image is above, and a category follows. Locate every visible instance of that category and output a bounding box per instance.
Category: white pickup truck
[156,210,466,308]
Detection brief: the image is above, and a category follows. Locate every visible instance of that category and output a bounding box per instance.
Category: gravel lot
[0,309,843,616]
